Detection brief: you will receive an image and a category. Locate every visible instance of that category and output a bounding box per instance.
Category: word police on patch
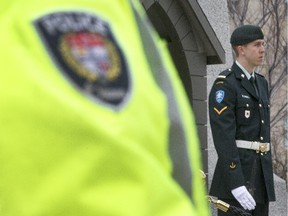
[34,11,131,110]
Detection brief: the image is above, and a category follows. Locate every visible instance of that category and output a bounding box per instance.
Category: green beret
[230,25,264,45]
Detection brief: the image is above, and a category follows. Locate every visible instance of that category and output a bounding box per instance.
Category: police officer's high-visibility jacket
[0,0,209,215]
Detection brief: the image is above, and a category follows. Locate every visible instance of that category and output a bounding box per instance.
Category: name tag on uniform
[242,94,250,99]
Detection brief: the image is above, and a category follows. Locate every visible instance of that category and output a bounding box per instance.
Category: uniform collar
[233,62,259,99]
[235,60,255,80]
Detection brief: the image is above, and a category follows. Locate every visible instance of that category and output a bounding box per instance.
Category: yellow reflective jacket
[0,0,209,215]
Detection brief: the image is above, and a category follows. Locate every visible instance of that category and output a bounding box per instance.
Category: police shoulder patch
[34,11,131,111]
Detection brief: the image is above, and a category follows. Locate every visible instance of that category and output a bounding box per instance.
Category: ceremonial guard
[209,25,276,216]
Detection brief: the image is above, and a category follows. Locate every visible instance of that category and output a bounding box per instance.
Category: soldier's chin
[257,60,264,66]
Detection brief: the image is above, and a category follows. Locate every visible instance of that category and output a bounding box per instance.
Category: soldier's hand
[231,186,256,210]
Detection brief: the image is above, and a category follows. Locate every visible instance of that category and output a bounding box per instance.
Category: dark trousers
[217,198,269,216]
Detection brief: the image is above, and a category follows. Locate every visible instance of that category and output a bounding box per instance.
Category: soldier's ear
[232,45,245,57]
[237,45,245,56]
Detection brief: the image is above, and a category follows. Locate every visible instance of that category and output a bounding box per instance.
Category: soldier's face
[240,39,266,67]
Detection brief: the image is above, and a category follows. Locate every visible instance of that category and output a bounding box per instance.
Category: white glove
[231,186,256,210]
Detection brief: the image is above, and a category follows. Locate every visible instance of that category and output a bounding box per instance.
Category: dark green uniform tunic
[209,63,276,203]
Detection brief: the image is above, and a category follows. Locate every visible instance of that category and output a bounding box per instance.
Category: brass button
[260,137,264,140]
[261,120,265,124]
[259,104,262,107]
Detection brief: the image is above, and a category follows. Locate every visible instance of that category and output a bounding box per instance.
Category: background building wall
[197,1,232,215]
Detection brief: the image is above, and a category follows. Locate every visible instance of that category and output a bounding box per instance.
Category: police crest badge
[34,11,131,110]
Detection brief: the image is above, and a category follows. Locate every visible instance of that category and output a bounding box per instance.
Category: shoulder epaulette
[217,68,233,79]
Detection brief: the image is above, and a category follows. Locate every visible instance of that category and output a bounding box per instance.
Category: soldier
[209,25,276,216]
[0,0,209,215]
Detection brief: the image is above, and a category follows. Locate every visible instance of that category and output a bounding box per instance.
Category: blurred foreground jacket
[0,0,209,215]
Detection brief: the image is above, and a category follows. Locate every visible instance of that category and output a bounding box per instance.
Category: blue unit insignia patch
[216,90,225,103]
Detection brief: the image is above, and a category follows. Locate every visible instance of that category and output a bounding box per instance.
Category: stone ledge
[270,174,287,216]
